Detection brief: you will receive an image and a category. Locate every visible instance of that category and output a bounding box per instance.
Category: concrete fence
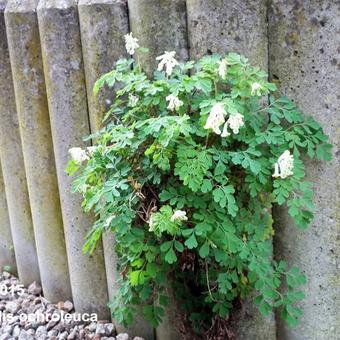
[0,0,338,339]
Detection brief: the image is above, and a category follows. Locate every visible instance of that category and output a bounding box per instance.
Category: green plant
[67,36,332,334]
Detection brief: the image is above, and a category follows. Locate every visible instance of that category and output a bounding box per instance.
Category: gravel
[0,272,144,340]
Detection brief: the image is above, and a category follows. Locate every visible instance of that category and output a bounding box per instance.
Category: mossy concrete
[4,0,72,303]
[78,1,154,337]
[269,1,340,339]
[187,1,276,339]
[0,162,16,275]
[128,0,189,77]
[0,0,40,286]
[37,0,109,318]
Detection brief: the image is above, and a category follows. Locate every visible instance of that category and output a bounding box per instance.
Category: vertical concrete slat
[268,1,340,339]
[186,1,276,339]
[0,163,17,275]
[78,0,129,132]
[4,0,72,303]
[37,0,109,318]
[0,0,40,286]
[78,1,154,338]
[128,1,188,339]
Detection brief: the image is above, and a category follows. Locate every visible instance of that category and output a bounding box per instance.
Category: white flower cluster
[250,82,263,96]
[104,215,116,228]
[124,32,139,55]
[148,215,155,231]
[272,150,294,179]
[156,51,178,76]
[166,94,183,111]
[221,112,245,137]
[69,146,97,164]
[128,94,139,107]
[87,146,97,156]
[204,103,226,135]
[204,103,245,137]
[218,59,228,79]
[170,210,188,222]
[68,147,89,164]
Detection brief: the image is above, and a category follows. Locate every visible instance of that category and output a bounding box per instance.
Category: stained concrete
[269,1,340,339]
[37,0,109,318]
[4,0,72,303]
[0,0,40,286]
[0,163,16,275]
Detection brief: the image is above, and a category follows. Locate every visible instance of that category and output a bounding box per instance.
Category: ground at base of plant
[0,272,145,340]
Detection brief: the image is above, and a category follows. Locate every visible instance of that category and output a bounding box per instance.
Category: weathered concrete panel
[37,0,109,318]
[4,0,72,303]
[78,1,153,337]
[187,1,276,339]
[269,1,340,339]
[0,163,16,275]
[79,0,129,131]
[128,0,188,76]
[187,0,268,69]
[0,0,40,286]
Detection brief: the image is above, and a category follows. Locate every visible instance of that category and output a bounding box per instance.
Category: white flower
[128,94,139,107]
[227,112,244,134]
[156,51,178,76]
[221,113,245,137]
[166,94,183,111]
[87,146,97,156]
[218,59,228,79]
[124,32,139,55]
[80,183,88,194]
[204,103,226,135]
[69,147,89,164]
[104,215,116,227]
[148,214,155,231]
[250,82,263,96]
[272,150,294,179]
[170,210,188,222]
[221,122,231,137]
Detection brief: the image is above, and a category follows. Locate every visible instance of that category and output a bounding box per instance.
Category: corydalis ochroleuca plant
[67,32,332,334]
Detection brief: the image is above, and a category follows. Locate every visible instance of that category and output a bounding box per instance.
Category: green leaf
[214,161,226,176]
[263,288,279,300]
[201,179,213,193]
[199,241,210,258]
[185,233,198,249]
[165,248,177,264]
[259,301,272,317]
[213,185,238,216]
[174,240,184,252]
[66,160,80,177]
[316,143,332,161]
[160,241,172,252]
[175,145,212,192]
[129,270,145,286]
